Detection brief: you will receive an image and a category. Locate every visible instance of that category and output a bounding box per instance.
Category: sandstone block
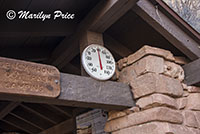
[163,61,184,81]
[174,56,189,65]
[182,110,199,128]
[130,73,183,99]
[118,65,137,84]
[117,57,128,70]
[176,97,187,110]
[111,122,192,134]
[136,94,178,110]
[183,91,190,97]
[186,93,200,111]
[107,111,127,121]
[133,55,164,76]
[193,111,200,128]
[123,106,141,115]
[182,83,200,93]
[104,107,183,132]
[188,127,200,134]
[127,45,175,65]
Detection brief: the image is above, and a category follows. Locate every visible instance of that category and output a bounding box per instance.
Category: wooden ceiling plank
[89,0,138,32]
[39,118,75,134]
[0,73,134,110]
[183,58,200,86]
[50,0,137,69]
[62,63,81,75]
[104,34,133,57]
[2,119,35,134]
[132,0,200,60]
[0,102,20,120]
[0,120,22,133]
[0,47,51,62]
[11,105,52,130]
[48,105,73,118]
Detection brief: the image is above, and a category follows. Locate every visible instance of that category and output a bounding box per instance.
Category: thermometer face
[81,44,116,80]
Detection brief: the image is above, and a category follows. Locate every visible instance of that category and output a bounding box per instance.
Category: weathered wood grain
[183,58,200,86]
[0,73,134,110]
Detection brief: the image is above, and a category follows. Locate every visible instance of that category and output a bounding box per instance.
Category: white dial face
[82,44,116,80]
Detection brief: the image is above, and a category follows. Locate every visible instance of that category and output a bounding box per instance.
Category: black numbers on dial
[104,70,110,75]
[106,55,110,59]
[106,66,113,70]
[87,51,91,55]
[92,49,96,53]
[91,68,97,72]
[102,50,106,55]
[86,56,92,60]
[106,60,113,64]
[88,63,93,67]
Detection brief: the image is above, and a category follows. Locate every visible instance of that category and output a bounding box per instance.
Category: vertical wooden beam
[79,30,104,75]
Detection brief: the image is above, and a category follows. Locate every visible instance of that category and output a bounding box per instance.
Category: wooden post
[79,30,104,75]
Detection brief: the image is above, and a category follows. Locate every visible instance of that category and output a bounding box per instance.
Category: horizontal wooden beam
[183,58,200,86]
[132,0,200,60]
[0,22,76,37]
[0,48,51,62]
[0,73,134,110]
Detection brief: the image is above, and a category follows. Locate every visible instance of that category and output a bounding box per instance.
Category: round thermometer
[81,44,116,80]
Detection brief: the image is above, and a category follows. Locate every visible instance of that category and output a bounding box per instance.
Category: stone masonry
[105,45,200,134]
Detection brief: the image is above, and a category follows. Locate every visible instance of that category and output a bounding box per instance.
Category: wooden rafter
[0,102,20,120]
[132,0,200,60]
[48,105,73,118]
[89,0,139,32]
[0,23,76,37]
[104,34,133,57]
[39,118,76,134]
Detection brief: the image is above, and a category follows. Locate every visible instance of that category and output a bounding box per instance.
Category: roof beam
[0,73,134,110]
[183,58,200,86]
[49,0,138,69]
[0,47,51,62]
[132,0,200,60]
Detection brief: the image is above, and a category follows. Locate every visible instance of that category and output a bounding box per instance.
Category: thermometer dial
[81,44,116,80]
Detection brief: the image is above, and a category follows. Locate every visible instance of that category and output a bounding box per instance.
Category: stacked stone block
[105,45,200,134]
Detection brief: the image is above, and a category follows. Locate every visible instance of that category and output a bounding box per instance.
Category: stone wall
[105,45,200,134]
